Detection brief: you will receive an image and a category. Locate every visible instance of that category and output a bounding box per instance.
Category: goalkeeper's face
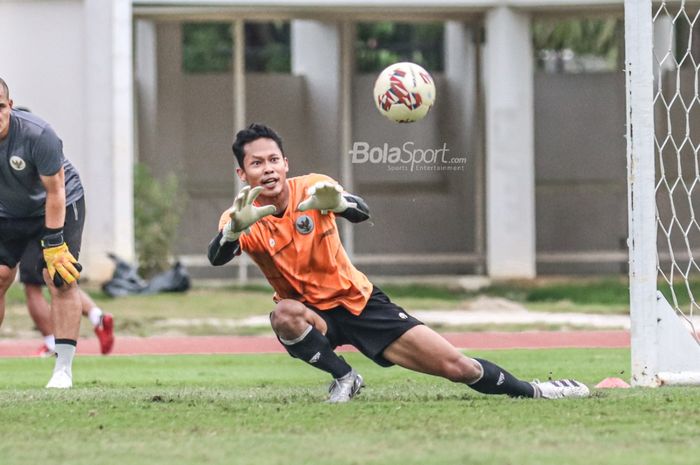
[237,137,289,199]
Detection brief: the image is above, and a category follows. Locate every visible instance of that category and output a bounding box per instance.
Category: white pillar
[232,19,250,282]
[338,22,355,256]
[135,19,158,165]
[82,0,134,281]
[484,7,536,278]
[445,22,477,132]
[291,20,353,253]
[291,20,342,178]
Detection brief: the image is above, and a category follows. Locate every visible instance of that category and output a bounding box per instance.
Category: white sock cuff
[467,358,485,386]
[279,325,313,346]
[44,335,56,351]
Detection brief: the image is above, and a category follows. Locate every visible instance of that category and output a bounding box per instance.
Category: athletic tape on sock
[279,325,313,346]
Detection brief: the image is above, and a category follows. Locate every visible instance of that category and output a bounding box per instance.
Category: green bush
[133,164,185,278]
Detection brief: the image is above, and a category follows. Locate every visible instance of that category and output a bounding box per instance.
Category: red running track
[0,330,630,358]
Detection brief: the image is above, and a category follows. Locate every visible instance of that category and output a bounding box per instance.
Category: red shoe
[94,313,115,355]
[36,344,56,358]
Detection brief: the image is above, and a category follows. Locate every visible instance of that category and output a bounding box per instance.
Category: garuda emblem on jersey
[9,155,26,171]
[295,215,314,235]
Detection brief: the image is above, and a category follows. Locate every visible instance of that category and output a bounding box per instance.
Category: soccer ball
[373,62,436,123]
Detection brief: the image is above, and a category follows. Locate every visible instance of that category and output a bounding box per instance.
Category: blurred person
[0,77,84,388]
[208,123,590,403]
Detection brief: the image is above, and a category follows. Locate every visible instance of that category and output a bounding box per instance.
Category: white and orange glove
[41,230,82,286]
[297,181,353,215]
[220,185,276,244]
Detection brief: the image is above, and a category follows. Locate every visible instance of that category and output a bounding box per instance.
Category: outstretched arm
[208,185,276,266]
[298,181,371,223]
[336,192,370,223]
[207,232,241,266]
[222,185,276,241]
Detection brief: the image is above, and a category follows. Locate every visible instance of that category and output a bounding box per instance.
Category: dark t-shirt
[0,109,83,217]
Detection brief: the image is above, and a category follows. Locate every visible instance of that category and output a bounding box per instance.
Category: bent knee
[270,300,309,330]
[0,266,16,291]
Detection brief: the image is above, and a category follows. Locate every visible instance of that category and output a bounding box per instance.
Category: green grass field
[1,348,699,465]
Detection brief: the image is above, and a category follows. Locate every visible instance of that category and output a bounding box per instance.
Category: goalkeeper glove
[221,185,276,244]
[297,181,354,215]
[41,229,82,286]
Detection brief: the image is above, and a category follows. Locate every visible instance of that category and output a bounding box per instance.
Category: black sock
[55,338,77,346]
[280,326,352,379]
[468,358,535,398]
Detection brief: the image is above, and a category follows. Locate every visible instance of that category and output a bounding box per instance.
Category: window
[182,21,291,74]
[182,22,232,73]
[356,22,444,73]
[245,22,291,72]
[533,17,623,73]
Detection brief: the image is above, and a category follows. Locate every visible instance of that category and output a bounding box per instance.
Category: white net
[653,0,700,341]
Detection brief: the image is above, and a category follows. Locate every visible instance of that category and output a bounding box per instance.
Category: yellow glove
[42,238,82,286]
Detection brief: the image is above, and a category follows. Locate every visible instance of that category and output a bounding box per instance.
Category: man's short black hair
[232,123,284,168]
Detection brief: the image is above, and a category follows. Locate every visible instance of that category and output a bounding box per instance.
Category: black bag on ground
[143,261,191,294]
[101,253,148,297]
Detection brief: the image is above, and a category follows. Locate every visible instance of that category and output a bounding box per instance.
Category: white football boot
[532,379,590,399]
[327,369,364,403]
[46,368,73,389]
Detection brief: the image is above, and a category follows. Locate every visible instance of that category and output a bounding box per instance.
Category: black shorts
[310,286,423,367]
[0,197,85,284]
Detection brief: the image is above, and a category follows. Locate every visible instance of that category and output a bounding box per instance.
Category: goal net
[626,0,700,386]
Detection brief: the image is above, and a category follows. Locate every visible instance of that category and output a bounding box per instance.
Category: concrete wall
[0,1,85,167]
[138,25,631,277]
[352,74,475,273]
[136,22,632,278]
[137,23,478,278]
[178,73,309,257]
[141,72,475,276]
[534,72,628,274]
[136,23,311,269]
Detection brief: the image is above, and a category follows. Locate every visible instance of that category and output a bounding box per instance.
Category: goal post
[625,0,700,387]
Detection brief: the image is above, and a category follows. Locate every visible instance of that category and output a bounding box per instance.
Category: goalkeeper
[0,78,84,388]
[208,123,590,403]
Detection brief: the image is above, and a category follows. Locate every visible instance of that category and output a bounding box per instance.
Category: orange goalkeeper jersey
[217,173,372,315]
